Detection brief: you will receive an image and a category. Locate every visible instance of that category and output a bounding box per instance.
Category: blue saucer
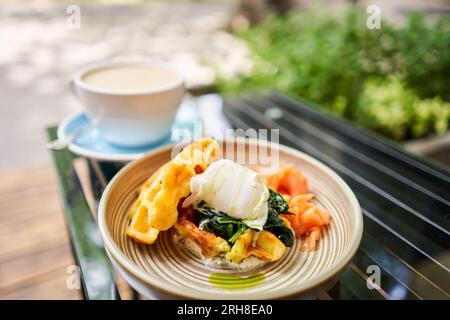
[57,101,200,161]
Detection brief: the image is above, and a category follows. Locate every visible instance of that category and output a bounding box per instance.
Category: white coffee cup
[71,61,185,147]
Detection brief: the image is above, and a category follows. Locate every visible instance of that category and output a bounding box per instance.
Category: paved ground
[0,0,249,171]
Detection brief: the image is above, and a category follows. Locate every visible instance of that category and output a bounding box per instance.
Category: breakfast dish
[127,138,330,268]
[99,138,362,299]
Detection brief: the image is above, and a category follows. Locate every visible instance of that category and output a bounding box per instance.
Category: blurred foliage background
[217,6,450,141]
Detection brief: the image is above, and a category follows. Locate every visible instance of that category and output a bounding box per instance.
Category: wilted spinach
[268,188,290,215]
[264,212,294,247]
[196,189,294,247]
[197,202,249,244]
[265,189,294,247]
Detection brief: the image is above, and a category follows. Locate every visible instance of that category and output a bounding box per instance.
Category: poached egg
[188,159,269,230]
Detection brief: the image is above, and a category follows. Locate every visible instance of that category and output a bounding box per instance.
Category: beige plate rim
[98,138,364,299]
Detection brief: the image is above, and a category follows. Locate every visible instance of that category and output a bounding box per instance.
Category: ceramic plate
[98,139,363,299]
[57,101,200,162]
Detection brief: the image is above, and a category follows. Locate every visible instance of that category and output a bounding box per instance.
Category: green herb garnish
[197,202,249,244]
[196,189,294,247]
[264,189,294,247]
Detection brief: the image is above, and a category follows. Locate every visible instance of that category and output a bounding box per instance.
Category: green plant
[412,96,450,137]
[354,77,450,139]
[217,6,450,140]
[399,13,450,100]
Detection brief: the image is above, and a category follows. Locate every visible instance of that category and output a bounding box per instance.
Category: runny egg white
[187,159,269,230]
